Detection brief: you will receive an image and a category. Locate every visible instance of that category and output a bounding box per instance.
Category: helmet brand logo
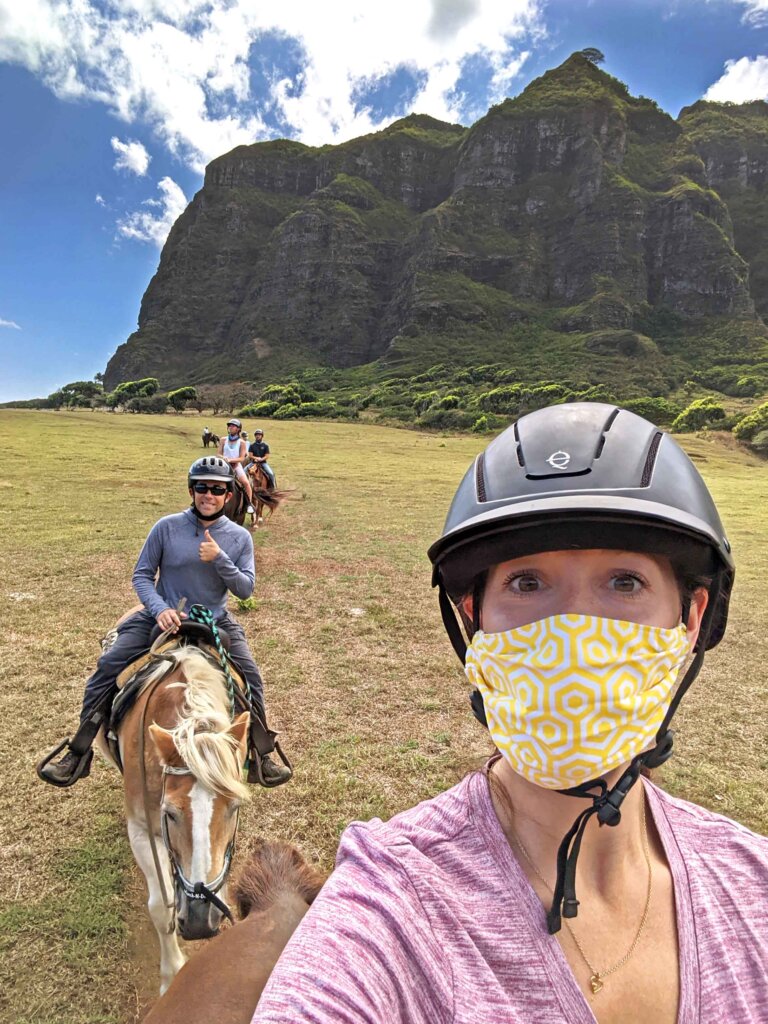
[546,450,571,470]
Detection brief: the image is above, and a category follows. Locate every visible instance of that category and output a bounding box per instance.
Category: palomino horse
[143,838,326,1023]
[96,644,251,994]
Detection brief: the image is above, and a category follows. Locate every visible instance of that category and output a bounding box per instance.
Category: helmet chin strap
[190,502,228,521]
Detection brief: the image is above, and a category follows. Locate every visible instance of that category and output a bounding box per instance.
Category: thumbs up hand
[199,528,221,563]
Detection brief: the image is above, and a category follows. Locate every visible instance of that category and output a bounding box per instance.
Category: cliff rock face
[105,56,765,389]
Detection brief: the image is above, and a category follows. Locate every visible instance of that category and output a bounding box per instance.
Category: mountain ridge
[104,54,768,395]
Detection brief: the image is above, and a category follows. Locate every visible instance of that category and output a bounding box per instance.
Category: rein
[137,670,176,917]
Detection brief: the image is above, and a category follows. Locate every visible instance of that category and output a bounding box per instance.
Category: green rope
[188,604,237,719]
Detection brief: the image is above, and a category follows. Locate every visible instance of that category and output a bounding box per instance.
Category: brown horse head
[147,658,251,940]
[233,838,326,918]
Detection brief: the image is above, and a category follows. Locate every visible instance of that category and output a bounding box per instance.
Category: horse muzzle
[176,891,225,940]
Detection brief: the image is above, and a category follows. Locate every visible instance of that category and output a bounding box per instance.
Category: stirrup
[247,738,293,788]
[36,740,94,788]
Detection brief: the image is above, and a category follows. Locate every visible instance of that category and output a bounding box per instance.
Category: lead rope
[186,603,269,779]
[187,604,236,720]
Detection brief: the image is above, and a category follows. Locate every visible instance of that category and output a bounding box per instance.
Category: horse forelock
[233,839,326,918]
[147,647,250,802]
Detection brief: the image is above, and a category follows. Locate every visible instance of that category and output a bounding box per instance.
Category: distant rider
[218,418,254,512]
[247,428,276,490]
[38,457,291,788]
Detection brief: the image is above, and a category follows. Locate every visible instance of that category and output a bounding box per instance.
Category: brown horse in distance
[227,465,287,529]
[246,461,277,526]
[143,838,326,1023]
[202,429,220,448]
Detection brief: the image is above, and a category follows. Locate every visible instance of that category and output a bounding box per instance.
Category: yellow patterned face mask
[465,614,690,790]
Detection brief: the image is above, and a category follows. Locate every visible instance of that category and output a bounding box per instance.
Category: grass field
[0,409,766,1023]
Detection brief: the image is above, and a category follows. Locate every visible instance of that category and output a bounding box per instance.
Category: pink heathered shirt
[252,772,768,1023]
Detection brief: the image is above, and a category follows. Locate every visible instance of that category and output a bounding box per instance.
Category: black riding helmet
[188,457,235,489]
[428,402,735,933]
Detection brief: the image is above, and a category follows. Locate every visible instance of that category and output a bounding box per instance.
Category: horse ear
[149,723,179,765]
[228,712,250,760]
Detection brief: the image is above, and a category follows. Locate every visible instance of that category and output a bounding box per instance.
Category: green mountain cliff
[104,55,768,396]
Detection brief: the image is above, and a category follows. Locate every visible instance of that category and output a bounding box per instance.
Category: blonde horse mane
[142,647,250,801]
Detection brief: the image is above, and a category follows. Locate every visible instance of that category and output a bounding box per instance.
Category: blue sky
[1,0,766,401]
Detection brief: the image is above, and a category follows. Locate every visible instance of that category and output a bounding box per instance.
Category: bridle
[160,764,236,924]
[137,669,237,926]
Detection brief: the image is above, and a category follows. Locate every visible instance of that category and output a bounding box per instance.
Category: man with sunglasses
[39,456,291,788]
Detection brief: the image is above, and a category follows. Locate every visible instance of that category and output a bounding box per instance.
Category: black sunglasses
[192,482,229,495]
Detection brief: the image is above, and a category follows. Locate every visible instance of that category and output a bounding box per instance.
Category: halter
[160,764,236,924]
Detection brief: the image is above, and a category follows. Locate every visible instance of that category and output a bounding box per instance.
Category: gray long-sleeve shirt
[132,508,255,620]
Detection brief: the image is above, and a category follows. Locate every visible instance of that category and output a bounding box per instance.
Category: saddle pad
[115,640,246,695]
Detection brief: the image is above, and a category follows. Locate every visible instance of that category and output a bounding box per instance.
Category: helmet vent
[513,423,525,468]
[594,408,620,459]
[641,431,663,486]
[476,453,487,502]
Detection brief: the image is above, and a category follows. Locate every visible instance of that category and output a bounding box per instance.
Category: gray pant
[80,609,265,722]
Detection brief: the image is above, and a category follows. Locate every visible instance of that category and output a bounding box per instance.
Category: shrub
[477,385,524,414]
[417,408,476,431]
[261,384,303,406]
[671,398,726,433]
[125,394,168,414]
[712,412,746,432]
[733,376,767,398]
[620,397,682,425]
[273,403,301,420]
[239,401,280,417]
[437,394,461,410]
[167,386,197,412]
[749,428,768,454]
[293,401,339,418]
[412,391,440,413]
[113,377,160,400]
[734,401,768,442]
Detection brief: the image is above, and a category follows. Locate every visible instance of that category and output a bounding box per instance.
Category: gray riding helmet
[188,457,235,487]
[428,402,734,655]
[226,418,242,429]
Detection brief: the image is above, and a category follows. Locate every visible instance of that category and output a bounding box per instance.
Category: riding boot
[37,700,109,787]
[246,708,293,788]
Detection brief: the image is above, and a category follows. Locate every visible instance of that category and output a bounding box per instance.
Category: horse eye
[164,805,180,823]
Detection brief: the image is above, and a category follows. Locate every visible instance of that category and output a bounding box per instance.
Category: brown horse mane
[233,838,326,918]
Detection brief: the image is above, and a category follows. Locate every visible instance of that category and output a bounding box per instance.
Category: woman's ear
[685,587,709,647]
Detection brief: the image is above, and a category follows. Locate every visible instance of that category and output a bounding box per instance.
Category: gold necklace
[510,798,653,996]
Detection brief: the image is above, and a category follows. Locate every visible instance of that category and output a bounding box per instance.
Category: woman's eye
[506,573,541,593]
[610,574,644,594]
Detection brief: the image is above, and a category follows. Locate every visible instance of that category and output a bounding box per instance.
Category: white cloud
[705,55,768,102]
[0,0,543,171]
[116,176,188,246]
[111,136,150,175]
[730,0,768,24]
[95,193,106,205]
[0,318,21,329]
